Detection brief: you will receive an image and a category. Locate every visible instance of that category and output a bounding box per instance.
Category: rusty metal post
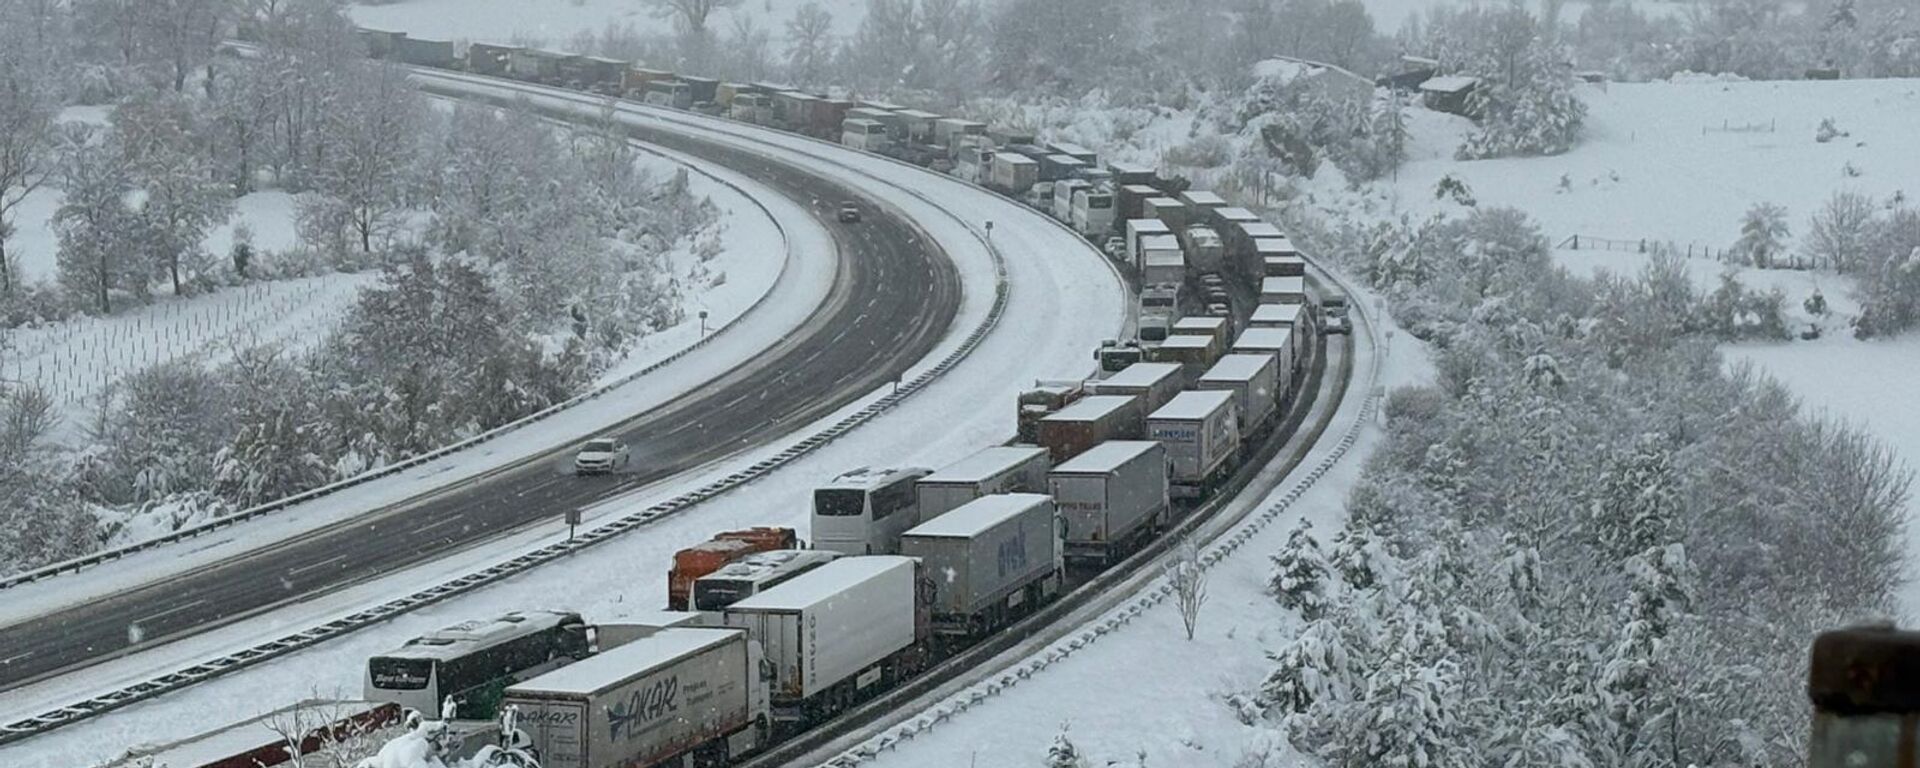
[1810,624,1920,768]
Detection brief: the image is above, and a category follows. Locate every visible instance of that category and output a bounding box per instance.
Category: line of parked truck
[340,260,1336,768]
[180,26,1359,768]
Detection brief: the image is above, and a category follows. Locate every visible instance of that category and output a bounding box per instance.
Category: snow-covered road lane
[1,77,1126,768]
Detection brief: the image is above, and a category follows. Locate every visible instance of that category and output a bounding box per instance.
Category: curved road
[0,113,963,691]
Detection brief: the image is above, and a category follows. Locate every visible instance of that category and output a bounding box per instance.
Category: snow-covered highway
[0,69,1127,767]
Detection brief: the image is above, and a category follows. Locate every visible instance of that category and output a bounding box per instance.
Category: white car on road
[573,438,631,475]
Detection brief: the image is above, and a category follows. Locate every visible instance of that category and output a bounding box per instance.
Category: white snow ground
[1345,76,1920,614]
[0,78,1125,768]
[0,136,804,624]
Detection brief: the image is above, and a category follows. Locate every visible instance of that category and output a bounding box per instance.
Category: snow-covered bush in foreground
[1260,207,1907,767]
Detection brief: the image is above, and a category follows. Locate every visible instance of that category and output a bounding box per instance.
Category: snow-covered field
[0,80,1127,768]
[1376,78,1920,252]
[1357,76,1920,613]
[349,0,874,48]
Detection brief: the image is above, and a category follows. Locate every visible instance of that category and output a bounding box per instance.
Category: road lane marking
[288,554,349,577]
[410,515,465,536]
[136,598,209,627]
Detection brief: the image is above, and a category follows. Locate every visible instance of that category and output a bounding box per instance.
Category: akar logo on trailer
[606,676,680,741]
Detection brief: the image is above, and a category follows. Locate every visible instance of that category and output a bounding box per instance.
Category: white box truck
[504,628,767,768]
[1184,225,1226,273]
[916,445,1052,523]
[719,556,921,714]
[989,152,1038,195]
[1148,390,1240,493]
[1172,316,1231,348]
[899,493,1061,635]
[1088,361,1185,415]
[1140,234,1186,286]
[1048,441,1169,563]
[1232,326,1296,384]
[1125,219,1172,270]
[1052,179,1089,221]
[1198,353,1281,433]
[1260,275,1308,305]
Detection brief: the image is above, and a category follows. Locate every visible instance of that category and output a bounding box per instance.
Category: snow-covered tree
[784,2,837,85]
[113,90,232,295]
[1166,534,1208,641]
[1261,620,1357,715]
[54,125,142,313]
[1805,190,1878,272]
[309,61,421,256]
[1044,722,1088,768]
[1269,519,1332,619]
[1423,5,1586,159]
[0,37,58,295]
[1731,201,1791,268]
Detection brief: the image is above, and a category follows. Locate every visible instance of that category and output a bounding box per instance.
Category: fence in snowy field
[0,71,1104,746]
[809,236,1386,768]
[1558,234,1757,264]
[1703,118,1777,134]
[0,278,362,411]
[0,135,800,593]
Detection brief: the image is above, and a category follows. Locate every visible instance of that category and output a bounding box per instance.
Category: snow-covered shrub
[1274,204,1908,768]
[1729,202,1792,268]
[1853,206,1920,338]
[1268,520,1331,619]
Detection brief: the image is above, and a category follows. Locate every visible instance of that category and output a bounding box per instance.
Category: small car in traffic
[837,201,861,223]
[574,438,631,475]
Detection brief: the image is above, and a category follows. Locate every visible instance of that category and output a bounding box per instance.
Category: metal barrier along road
[0,77,1044,748]
[0,140,800,593]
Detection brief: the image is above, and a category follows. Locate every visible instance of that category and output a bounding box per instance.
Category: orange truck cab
[666,527,798,609]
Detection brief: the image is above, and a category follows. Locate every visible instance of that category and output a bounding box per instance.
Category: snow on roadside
[0,141,805,626]
[0,89,1126,768]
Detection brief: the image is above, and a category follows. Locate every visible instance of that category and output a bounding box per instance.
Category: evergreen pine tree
[1270,519,1333,619]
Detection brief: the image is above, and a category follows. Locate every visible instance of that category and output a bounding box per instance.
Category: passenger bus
[363,610,588,720]
[811,466,933,555]
[691,549,842,611]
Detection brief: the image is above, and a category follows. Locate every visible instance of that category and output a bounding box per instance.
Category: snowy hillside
[1357,75,1920,613]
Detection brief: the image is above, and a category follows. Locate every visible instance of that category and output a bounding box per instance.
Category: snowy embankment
[0,137,801,624]
[0,81,1125,768]
[347,0,872,46]
[1342,76,1920,614]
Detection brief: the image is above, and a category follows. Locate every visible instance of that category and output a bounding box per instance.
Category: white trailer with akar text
[916,445,1052,523]
[720,556,925,723]
[1148,390,1240,496]
[900,493,1062,637]
[503,627,768,768]
[1048,440,1169,563]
